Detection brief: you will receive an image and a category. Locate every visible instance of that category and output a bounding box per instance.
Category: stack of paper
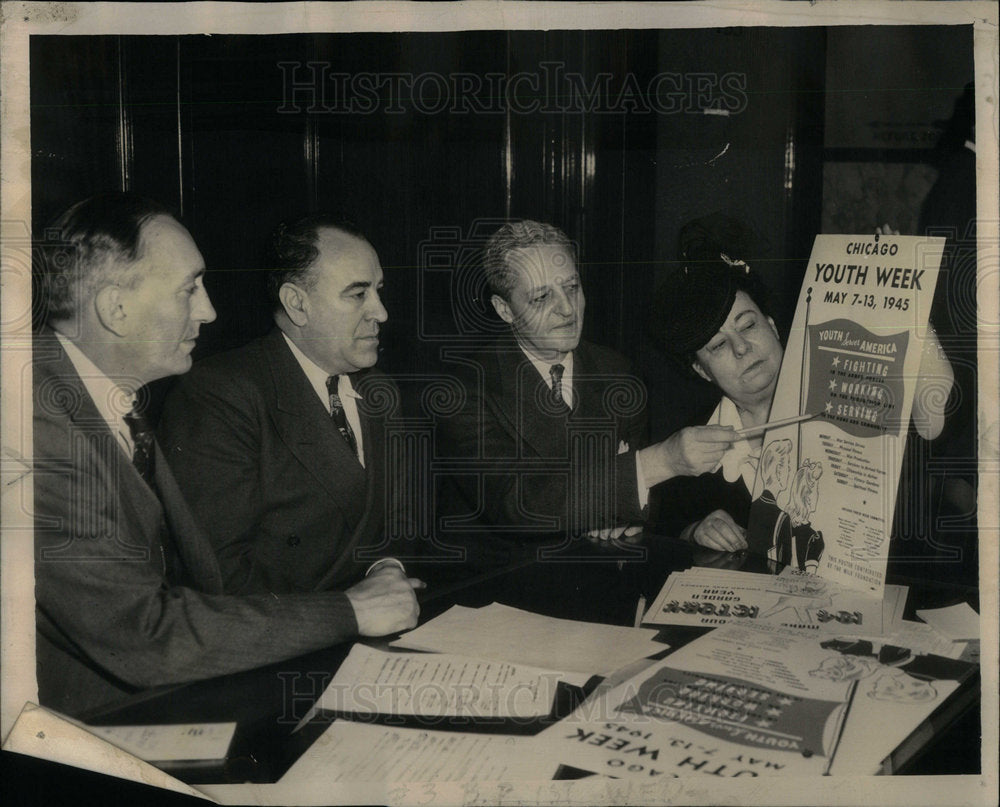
[391,602,663,683]
[642,567,906,635]
[916,602,980,641]
[315,645,560,719]
[73,720,236,764]
[536,621,977,778]
[279,720,560,785]
[200,720,560,804]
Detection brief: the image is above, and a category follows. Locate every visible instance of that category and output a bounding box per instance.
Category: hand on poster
[911,326,953,440]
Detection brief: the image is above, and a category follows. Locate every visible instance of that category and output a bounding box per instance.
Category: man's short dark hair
[481,220,576,301]
[38,193,174,323]
[265,216,366,310]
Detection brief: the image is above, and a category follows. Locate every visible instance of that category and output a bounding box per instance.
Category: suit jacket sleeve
[33,378,358,697]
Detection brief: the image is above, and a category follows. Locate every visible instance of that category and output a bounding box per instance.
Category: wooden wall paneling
[645,26,827,440]
[120,37,184,216]
[30,36,128,233]
[501,30,663,358]
[579,30,660,358]
[309,32,511,382]
[178,35,315,355]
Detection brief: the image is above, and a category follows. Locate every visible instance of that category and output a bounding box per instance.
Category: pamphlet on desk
[537,621,977,778]
[744,234,944,596]
[642,567,907,634]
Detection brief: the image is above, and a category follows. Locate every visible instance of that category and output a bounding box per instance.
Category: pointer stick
[734,411,819,439]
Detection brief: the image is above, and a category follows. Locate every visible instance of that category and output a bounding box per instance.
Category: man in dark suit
[437,220,732,561]
[33,194,420,718]
[159,217,412,595]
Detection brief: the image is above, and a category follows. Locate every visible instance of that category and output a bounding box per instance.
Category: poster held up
[747,234,944,595]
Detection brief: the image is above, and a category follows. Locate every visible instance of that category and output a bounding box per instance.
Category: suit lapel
[492,343,568,458]
[350,370,386,535]
[569,341,628,438]
[153,441,224,592]
[263,330,368,510]
[34,331,218,582]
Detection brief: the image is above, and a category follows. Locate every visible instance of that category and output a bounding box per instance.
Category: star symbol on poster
[828,380,837,391]
[778,696,793,706]
[755,719,772,728]
[825,402,833,413]
[767,707,781,717]
[832,356,840,368]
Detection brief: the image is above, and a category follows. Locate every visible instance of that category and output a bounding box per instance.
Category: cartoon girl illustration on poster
[748,438,793,558]
[774,459,824,572]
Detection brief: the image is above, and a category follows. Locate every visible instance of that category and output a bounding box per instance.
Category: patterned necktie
[123,408,157,489]
[326,375,359,458]
[123,407,174,576]
[550,363,565,406]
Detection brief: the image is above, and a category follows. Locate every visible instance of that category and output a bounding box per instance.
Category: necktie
[550,363,565,405]
[123,408,157,489]
[123,407,174,576]
[326,375,359,458]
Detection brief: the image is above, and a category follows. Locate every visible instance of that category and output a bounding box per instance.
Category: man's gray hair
[38,193,174,322]
[482,220,575,300]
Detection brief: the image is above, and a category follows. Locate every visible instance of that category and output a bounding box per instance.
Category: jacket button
[287,535,300,547]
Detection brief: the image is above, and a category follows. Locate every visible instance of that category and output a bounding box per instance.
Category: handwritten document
[391,603,661,681]
[282,720,558,784]
[316,645,559,719]
[199,720,560,805]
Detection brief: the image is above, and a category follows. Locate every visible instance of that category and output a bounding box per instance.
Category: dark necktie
[124,407,175,577]
[550,363,566,406]
[123,409,157,489]
[326,375,359,458]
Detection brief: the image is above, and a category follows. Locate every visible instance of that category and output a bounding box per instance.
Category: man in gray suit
[32,194,420,718]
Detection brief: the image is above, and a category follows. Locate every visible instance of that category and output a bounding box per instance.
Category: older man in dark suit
[159,217,414,595]
[32,194,420,718]
[437,220,731,562]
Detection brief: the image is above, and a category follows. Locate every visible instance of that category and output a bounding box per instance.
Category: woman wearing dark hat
[648,255,784,551]
[648,220,952,554]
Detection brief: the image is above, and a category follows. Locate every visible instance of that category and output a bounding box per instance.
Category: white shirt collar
[518,345,575,408]
[281,332,362,409]
[707,395,760,492]
[55,332,136,454]
[708,395,743,430]
[281,332,365,466]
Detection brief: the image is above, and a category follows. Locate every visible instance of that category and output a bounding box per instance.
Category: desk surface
[82,534,981,782]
